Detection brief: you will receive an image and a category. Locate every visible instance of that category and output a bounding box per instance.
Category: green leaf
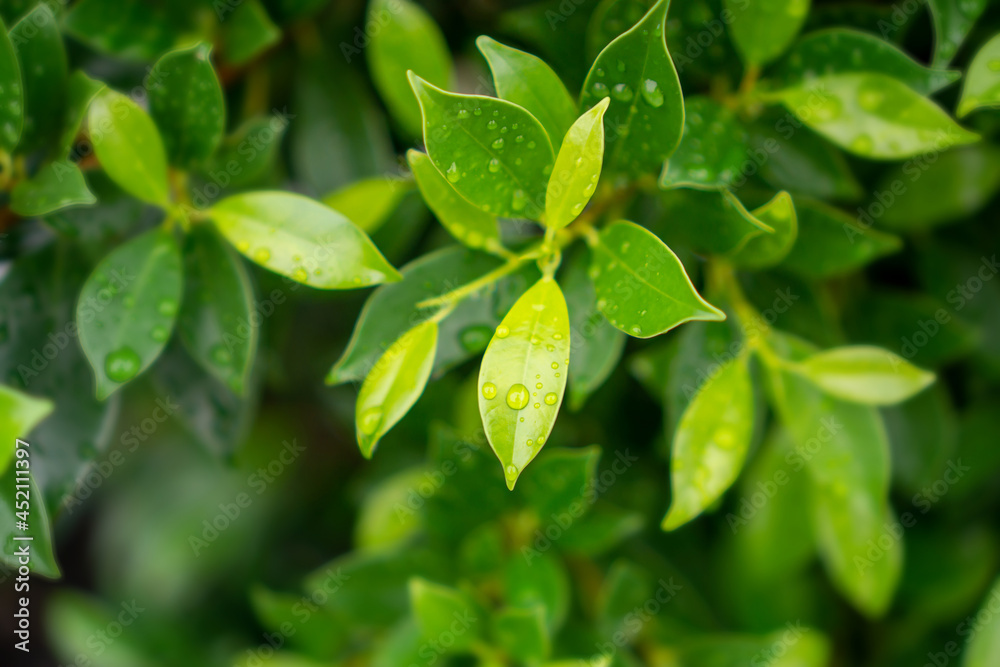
[209,191,401,289]
[9,4,67,155]
[220,0,281,66]
[476,36,578,151]
[356,321,437,458]
[200,114,288,190]
[478,276,571,489]
[63,0,178,61]
[409,74,555,219]
[561,251,626,410]
[546,98,610,229]
[663,353,754,530]
[77,228,183,399]
[585,0,655,61]
[89,89,170,205]
[355,466,430,552]
[504,552,570,630]
[747,109,862,201]
[596,560,651,640]
[958,33,1000,117]
[876,145,1000,231]
[0,466,60,578]
[726,0,810,66]
[323,177,413,234]
[408,577,482,651]
[795,345,935,405]
[10,161,96,217]
[657,188,776,255]
[774,28,961,96]
[730,191,798,268]
[493,605,550,662]
[368,0,452,137]
[178,226,257,396]
[927,0,988,67]
[57,71,104,158]
[148,43,225,169]
[407,149,502,252]
[774,73,979,159]
[779,198,901,279]
[0,385,52,475]
[518,445,601,521]
[659,96,747,190]
[589,220,724,338]
[964,577,1000,667]
[579,0,684,177]
[769,363,900,617]
[0,15,22,152]
[671,630,830,667]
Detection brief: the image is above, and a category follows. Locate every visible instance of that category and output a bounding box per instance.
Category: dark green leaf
[589,220,724,338]
[220,0,281,66]
[63,0,178,61]
[725,0,810,66]
[200,114,288,191]
[493,605,550,662]
[579,0,684,177]
[659,96,747,190]
[927,0,988,67]
[504,552,570,630]
[409,577,482,650]
[518,445,600,521]
[10,161,95,217]
[149,43,225,168]
[0,467,60,577]
[657,189,775,255]
[9,4,67,155]
[0,14,22,152]
[77,228,183,399]
[730,191,798,268]
[57,71,104,158]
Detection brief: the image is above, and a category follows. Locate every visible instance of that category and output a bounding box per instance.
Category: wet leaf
[657,189,776,255]
[659,96,747,190]
[10,161,96,217]
[726,0,810,66]
[0,467,60,577]
[795,345,935,405]
[927,0,988,67]
[546,98,610,229]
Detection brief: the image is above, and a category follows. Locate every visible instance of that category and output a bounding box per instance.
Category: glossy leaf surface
[958,33,1000,117]
[725,0,810,66]
[10,161,95,217]
[545,98,609,229]
[730,191,798,268]
[0,385,52,475]
[323,177,412,233]
[660,96,746,190]
[9,4,67,154]
[796,345,935,405]
[658,188,775,255]
[0,16,22,152]
[927,0,988,67]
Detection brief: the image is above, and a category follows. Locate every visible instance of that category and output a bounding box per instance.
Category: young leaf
[478,276,571,489]
[409,74,555,219]
[779,198,901,279]
[493,606,550,662]
[208,191,401,289]
[323,177,413,233]
[774,73,979,160]
[545,98,610,229]
[0,468,60,578]
[0,385,52,475]
[725,0,810,66]
[368,0,452,138]
[409,577,482,650]
[407,150,503,252]
[657,189,776,255]
[178,226,257,396]
[356,321,437,458]
[579,0,684,177]
[589,221,725,338]
[796,345,935,405]
[964,577,1000,667]
[220,0,281,65]
[0,15,22,152]
[9,4,67,154]
[10,161,96,217]
[89,89,170,205]
[561,251,626,410]
[476,36,578,150]
[774,28,960,96]
[662,354,754,530]
[148,43,225,168]
[659,96,747,190]
[927,0,988,67]
[958,33,1000,117]
[77,228,183,399]
[730,191,798,268]
[57,71,104,158]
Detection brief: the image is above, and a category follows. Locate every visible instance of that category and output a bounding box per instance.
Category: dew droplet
[591,82,610,98]
[446,162,461,183]
[487,119,498,130]
[641,79,664,108]
[104,347,140,383]
[495,325,510,338]
[488,158,501,173]
[254,248,271,263]
[492,137,504,150]
[544,392,557,405]
[506,383,530,410]
[611,83,634,102]
[158,299,178,317]
[482,382,497,400]
[151,326,168,343]
[551,362,559,369]
[293,267,309,282]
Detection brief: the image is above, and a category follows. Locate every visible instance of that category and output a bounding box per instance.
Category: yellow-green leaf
[323,176,413,233]
[545,98,609,230]
[958,33,1000,117]
[726,0,810,66]
[0,385,52,476]
[796,345,935,405]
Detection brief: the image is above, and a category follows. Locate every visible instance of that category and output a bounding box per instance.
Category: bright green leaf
[659,96,747,190]
[9,4,67,155]
[0,15,22,152]
[927,0,988,67]
[795,345,935,405]
[774,28,960,96]
[0,466,60,577]
[77,228,183,400]
[323,176,413,234]
[10,161,95,217]
[730,191,798,268]
[546,98,610,229]
[579,0,684,177]
[670,629,830,666]
[409,74,555,219]
[493,605,550,662]
[368,0,452,137]
[407,149,503,252]
[774,73,979,159]
[663,353,754,530]
[589,220,725,338]
[89,89,170,205]
[356,320,437,458]
[964,576,1000,667]
[726,0,810,66]
[178,226,257,396]
[409,577,482,650]
[209,191,401,289]
[149,43,226,168]
[477,36,578,150]
[0,384,52,475]
[478,276,571,489]
[958,33,1000,117]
